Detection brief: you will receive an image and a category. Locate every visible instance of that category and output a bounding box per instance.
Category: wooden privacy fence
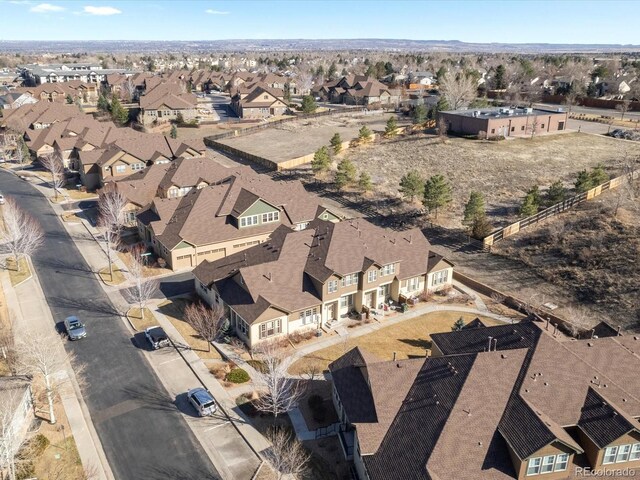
[483,170,638,247]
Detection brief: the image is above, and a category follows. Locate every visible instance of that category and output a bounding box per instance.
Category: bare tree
[14,331,77,425]
[97,190,126,279]
[0,381,31,480]
[0,133,14,164]
[122,78,135,102]
[563,305,596,338]
[264,427,310,480]
[128,247,158,313]
[184,300,225,353]
[440,71,477,110]
[0,198,44,273]
[39,153,65,201]
[616,98,632,121]
[295,71,314,96]
[252,341,303,421]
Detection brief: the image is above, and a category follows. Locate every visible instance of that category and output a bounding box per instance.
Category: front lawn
[98,267,126,286]
[7,257,31,286]
[289,311,503,375]
[127,307,156,331]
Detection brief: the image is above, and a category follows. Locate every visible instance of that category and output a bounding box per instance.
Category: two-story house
[329,318,640,480]
[230,83,288,119]
[139,82,198,126]
[193,219,452,348]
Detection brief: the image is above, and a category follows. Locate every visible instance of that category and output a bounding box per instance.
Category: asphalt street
[0,171,220,480]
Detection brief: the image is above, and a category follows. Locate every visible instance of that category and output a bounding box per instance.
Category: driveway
[0,170,220,480]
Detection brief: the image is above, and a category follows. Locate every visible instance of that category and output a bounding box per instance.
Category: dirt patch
[98,266,125,286]
[127,307,156,331]
[7,257,31,286]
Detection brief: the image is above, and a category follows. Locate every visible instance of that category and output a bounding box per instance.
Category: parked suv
[144,326,170,350]
[187,388,217,416]
[64,316,87,340]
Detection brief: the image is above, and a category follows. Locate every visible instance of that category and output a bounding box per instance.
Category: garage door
[174,254,193,270]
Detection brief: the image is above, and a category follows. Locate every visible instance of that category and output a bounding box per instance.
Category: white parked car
[187,388,217,417]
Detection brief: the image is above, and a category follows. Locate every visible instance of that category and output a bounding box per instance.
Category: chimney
[392,352,397,361]
[487,336,493,352]
[617,325,621,336]
[409,234,413,244]
[492,338,498,351]
[268,272,272,282]
[545,318,549,330]
[590,329,595,339]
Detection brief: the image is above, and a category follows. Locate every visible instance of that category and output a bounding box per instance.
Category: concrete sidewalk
[1,260,114,480]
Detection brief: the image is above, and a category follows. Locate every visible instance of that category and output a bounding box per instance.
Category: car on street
[64,316,87,340]
[144,326,170,349]
[187,387,217,416]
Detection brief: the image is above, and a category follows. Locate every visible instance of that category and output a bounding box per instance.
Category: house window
[368,270,377,283]
[511,127,515,132]
[526,457,541,476]
[540,456,554,474]
[240,215,259,227]
[432,270,449,286]
[299,308,318,325]
[554,454,568,472]
[262,211,279,223]
[380,264,395,276]
[603,446,618,465]
[131,162,144,171]
[617,444,631,463]
[296,222,309,231]
[115,165,126,174]
[341,273,358,287]
[491,128,495,134]
[408,277,420,291]
[168,188,179,198]
[521,125,525,130]
[541,124,545,129]
[340,294,354,309]
[259,319,281,339]
[328,280,338,293]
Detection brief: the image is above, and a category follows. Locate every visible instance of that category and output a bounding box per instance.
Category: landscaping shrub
[16,461,35,480]
[246,359,267,373]
[226,367,250,384]
[31,433,50,456]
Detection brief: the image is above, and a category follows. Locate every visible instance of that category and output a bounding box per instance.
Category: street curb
[124,307,141,332]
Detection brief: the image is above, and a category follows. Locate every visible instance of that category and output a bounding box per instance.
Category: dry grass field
[344,132,640,228]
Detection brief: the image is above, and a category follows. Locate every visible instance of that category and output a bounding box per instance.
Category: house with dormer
[139,82,198,125]
[230,83,288,119]
[193,219,451,347]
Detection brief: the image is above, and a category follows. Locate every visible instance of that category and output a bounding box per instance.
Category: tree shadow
[397,338,432,349]
[34,257,96,274]
[138,463,221,480]
[121,383,177,413]
[47,296,121,317]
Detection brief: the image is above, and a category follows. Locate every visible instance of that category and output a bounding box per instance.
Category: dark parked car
[64,316,87,340]
[144,326,170,350]
[187,388,217,416]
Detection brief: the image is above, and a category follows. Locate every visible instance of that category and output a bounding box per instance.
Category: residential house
[138,167,339,271]
[18,63,134,85]
[0,376,34,476]
[230,83,288,119]
[318,75,399,106]
[0,102,83,132]
[0,91,37,110]
[193,219,452,348]
[139,82,198,125]
[14,82,99,106]
[330,318,640,480]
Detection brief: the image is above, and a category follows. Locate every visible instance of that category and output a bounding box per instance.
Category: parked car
[64,316,87,340]
[0,194,5,205]
[187,388,217,417]
[144,326,170,350]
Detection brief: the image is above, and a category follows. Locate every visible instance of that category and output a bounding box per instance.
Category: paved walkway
[453,279,488,311]
[1,260,114,480]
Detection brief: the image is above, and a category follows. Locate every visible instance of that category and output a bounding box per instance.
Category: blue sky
[0,0,638,44]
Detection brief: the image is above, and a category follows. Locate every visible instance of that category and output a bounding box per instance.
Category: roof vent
[587,342,593,347]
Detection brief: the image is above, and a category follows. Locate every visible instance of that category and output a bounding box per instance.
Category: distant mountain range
[1,39,640,54]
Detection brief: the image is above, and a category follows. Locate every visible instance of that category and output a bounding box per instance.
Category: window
[526,457,541,476]
[131,162,144,171]
[432,269,449,286]
[631,444,640,461]
[408,277,420,291]
[341,273,358,287]
[521,125,525,131]
[115,165,126,174]
[240,215,259,227]
[380,264,395,276]
[299,308,318,325]
[541,456,554,474]
[617,444,631,463]
[259,319,281,339]
[340,294,354,309]
[296,222,309,231]
[262,211,279,223]
[604,446,618,465]
[368,270,377,283]
[328,280,338,293]
[168,188,179,198]
[511,126,515,132]
[554,454,568,472]
[541,124,545,129]
[491,128,495,134]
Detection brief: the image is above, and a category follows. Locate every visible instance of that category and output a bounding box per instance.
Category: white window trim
[526,457,541,476]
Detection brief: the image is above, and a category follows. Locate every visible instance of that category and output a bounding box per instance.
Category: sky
[0,0,639,44]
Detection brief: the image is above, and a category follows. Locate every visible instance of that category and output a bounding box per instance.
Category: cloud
[205,9,229,15]
[9,1,33,5]
[83,5,121,15]
[30,3,64,12]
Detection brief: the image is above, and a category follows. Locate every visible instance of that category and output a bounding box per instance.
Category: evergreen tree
[170,124,178,139]
[574,169,593,193]
[494,64,506,89]
[311,146,331,174]
[65,94,74,104]
[16,136,30,163]
[413,104,427,124]
[110,96,129,126]
[519,192,539,217]
[335,158,356,190]
[301,95,317,114]
[423,175,452,218]
[471,214,493,240]
[452,317,466,331]
[527,185,541,206]
[399,170,424,201]
[327,61,338,80]
[463,191,486,226]
[436,96,450,112]
[358,125,372,141]
[330,133,342,154]
[358,172,372,192]
[590,164,609,186]
[176,112,185,125]
[545,181,566,205]
[97,94,110,112]
[385,116,398,137]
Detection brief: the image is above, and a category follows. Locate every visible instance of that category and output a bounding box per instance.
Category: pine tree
[97,94,110,112]
[463,191,486,226]
[170,124,178,139]
[589,164,609,186]
[494,64,506,89]
[328,61,338,80]
[301,95,317,114]
[519,192,539,217]
[471,214,493,240]
[16,136,30,163]
[452,317,466,331]
[311,146,330,174]
[574,169,593,193]
[527,185,541,206]
[65,94,74,104]
[385,116,398,137]
[330,133,342,154]
[358,172,372,192]
[110,96,129,126]
[335,158,356,190]
[413,104,427,124]
[358,125,372,141]
[436,96,450,112]
[423,175,452,218]
[399,170,424,201]
[545,181,566,205]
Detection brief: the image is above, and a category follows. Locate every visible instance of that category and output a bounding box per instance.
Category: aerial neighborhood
[0,2,639,479]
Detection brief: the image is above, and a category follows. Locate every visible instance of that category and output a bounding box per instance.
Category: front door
[364,291,374,308]
[378,284,391,304]
[326,302,337,321]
